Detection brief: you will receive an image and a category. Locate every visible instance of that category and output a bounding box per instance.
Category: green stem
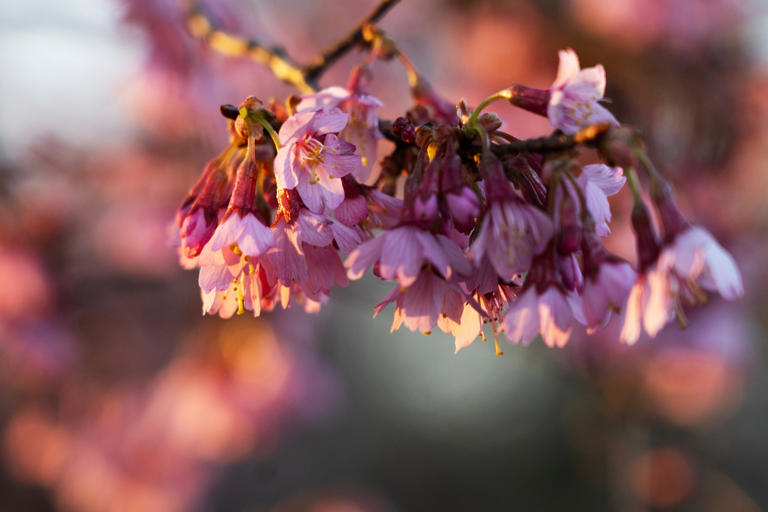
[475,124,492,157]
[467,89,512,126]
[632,147,664,192]
[253,112,281,150]
[625,166,643,204]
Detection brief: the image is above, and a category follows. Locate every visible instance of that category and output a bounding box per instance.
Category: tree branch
[302,0,401,84]
[491,123,613,156]
[182,0,314,93]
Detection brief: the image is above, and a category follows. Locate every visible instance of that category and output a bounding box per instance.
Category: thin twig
[182,0,314,93]
[492,123,613,156]
[302,0,401,84]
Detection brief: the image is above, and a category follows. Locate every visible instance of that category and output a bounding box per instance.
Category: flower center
[298,136,325,167]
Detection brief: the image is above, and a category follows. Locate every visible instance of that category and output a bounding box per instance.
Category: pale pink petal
[218,291,238,319]
[553,48,581,89]
[503,288,540,345]
[644,263,674,337]
[345,234,385,280]
[237,214,275,257]
[582,280,610,328]
[381,227,421,286]
[538,288,573,347]
[264,220,307,285]
[620,279,645,345]
[296,171,325,213]
[584,180,612,237]
[297,210,334,247]
[435,234,472,278]
[699,235,743,299]
[297,86,348,112]
[243,273,263,317]
[335,196,368,226]
[198,264,233,293]
[278,110,316,144]
[201,288,218,314]
[304,245,348,293]
[570,64,607,97]
[312,109,349,135]
[209,215,243,251]
[274,145,298,189]
[415,231,451,278]
[582,164,625,196]
[451,304,484,354]
[329,220,362,253]
[400,271,444,333]
[317,174,347,211]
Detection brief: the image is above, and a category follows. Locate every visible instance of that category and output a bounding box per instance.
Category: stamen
[236,275,245,315]
[490,319,503,356]
[675,300,688,329]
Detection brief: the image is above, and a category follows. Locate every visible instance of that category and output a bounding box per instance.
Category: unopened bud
[631,201,661,271]
[651,182,690,241]
[478,112,502,132]
[508,84,549,117]
[393,117,415,143]
[598,126,638,168]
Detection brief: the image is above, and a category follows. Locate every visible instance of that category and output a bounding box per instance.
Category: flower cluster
[175,50,743,354]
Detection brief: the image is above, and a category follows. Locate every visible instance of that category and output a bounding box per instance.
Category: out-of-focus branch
[302,0,401,84]
[492,123,613,156]
[182,0,400,93]
[182,0,314,93]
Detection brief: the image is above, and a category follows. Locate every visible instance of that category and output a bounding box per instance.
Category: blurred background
[1,0,767,510]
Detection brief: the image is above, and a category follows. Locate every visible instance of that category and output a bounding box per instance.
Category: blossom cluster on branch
[175,21,743,355]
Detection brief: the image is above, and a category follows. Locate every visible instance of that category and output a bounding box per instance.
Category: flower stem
[564,167,592,225]
[633,147,665,192]
[252,112,281,151]
[467,89,512,126]
[625,167,644,204]
[396,51,420,87]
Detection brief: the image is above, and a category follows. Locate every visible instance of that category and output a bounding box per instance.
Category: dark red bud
[393,117,415,143]
[651,182,690,241]
[508,84,550,117]
[631,201,661,271]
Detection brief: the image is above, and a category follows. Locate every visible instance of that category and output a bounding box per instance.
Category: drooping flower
[439,301,484,353]
[345,224,471,287]
[620,201,665,344]
[469,154,553,281]
[580,229,636,330]
[207,159,274,258]
[374,267,466,334]
[503,245,579,348]
[619,191,742,345]
[261,189,359,302]
[440,281,517,354]
[577,164,626,237]
[653,184,743,302]
[273,108,361,212]
[547,49,619,134]
[175,159,233,268]
[504,287,575,348]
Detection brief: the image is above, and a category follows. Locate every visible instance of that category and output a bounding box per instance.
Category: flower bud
[631,201,661,271]
[393,116,415,143]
